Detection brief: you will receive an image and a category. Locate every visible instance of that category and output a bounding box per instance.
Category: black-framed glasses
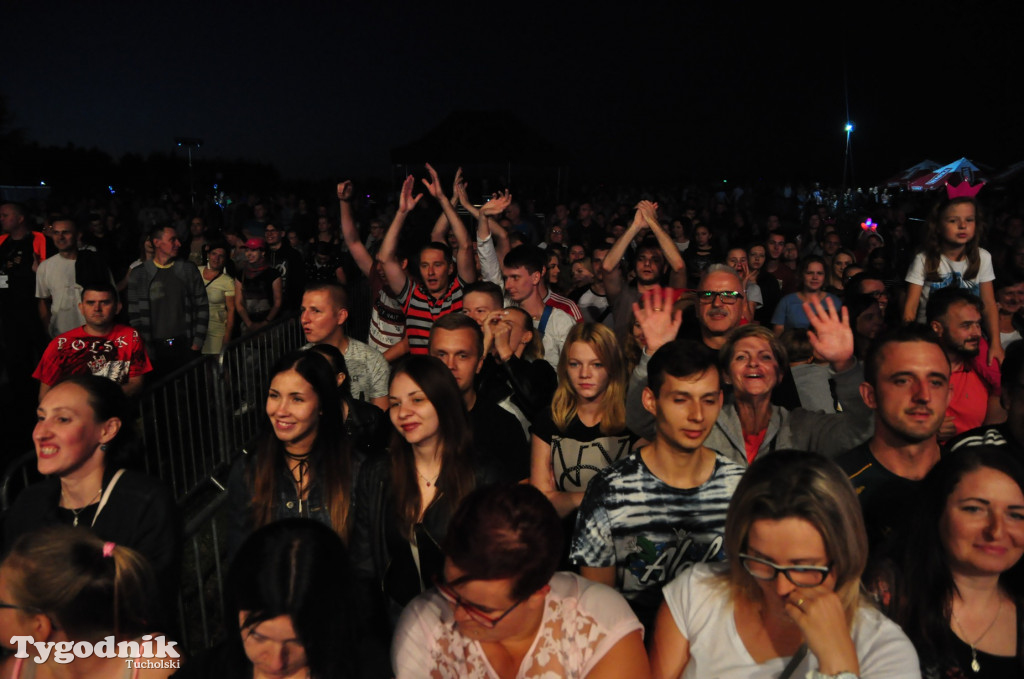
[697,290,743,305]
[434,577,525,628]
[739,553,832,587]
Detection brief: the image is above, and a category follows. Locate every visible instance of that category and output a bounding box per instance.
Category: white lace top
[392,572,643,679]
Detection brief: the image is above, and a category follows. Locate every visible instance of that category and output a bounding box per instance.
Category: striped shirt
[571,449,744,621]
[398,276,465,354]
[544,289,583,322]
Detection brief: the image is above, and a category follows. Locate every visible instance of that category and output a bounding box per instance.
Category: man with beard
[602,201,686,340]
[926,287,1002,437]
[836,326,950,607]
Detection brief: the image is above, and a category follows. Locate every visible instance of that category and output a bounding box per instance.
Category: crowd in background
[0,166,1023,678]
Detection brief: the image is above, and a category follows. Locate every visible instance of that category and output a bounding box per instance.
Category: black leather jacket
[349,451,500,624]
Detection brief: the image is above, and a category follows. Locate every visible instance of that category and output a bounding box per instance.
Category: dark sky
[4,1,1021,185]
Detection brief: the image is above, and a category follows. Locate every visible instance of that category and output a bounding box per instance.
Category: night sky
[4,1,1021,186]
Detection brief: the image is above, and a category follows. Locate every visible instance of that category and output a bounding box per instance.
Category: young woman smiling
[351,355,497,628]
[226,350,356,559]
[4,375,179,615]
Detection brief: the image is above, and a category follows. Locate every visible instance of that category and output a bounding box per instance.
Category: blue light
[845,123,854,133]
[108,185,116,195]
[39,181,46,186]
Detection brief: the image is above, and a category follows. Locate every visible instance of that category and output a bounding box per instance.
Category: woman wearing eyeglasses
[648,450,919,679]
[393,483,649,679]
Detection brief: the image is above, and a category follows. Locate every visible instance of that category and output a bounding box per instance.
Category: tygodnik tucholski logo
[9,635,180,669]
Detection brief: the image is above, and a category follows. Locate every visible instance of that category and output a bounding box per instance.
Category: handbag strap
[778,644,808,679]
[90,468,125,528]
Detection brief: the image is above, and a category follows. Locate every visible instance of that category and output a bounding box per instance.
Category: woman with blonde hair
[531,323,634,518]
[649,450,919,679]
[0,525,172,678]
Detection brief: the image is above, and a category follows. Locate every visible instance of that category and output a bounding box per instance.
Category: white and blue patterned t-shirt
[905,249,995,322]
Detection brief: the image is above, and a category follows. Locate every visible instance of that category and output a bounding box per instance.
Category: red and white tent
[885,159,941,188]
[906,157,985,192]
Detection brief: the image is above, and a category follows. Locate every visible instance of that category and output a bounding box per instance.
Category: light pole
[842,122,854,198]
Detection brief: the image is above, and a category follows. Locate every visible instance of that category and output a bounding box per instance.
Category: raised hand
[421,163,446,202]
[804,297,854,371]
[337,180,354,201]
[636,200,660,227]
[481,190,512,217]
[632,285,683,355]
[397,175,423,215]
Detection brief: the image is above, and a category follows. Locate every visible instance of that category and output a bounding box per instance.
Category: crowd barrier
[1,314,305,652]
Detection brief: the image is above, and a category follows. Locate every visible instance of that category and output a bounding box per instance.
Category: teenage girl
[903,195,1002,365]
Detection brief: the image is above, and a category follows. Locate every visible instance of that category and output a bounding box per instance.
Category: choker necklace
[416,469,440,488]
[284,452,310,514]
[61,487,103,527]
[952,597,1002,673]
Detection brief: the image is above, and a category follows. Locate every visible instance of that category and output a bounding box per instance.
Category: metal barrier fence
[1,315,305,653]
[137,315,305,500]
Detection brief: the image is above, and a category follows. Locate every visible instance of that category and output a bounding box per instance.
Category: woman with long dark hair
[226,350,356,559]
[896,447,1024,678]
[175,519,357,679]
[351,355,496,624]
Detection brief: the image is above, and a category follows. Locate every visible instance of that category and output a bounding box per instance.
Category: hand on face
[782,586,859,675]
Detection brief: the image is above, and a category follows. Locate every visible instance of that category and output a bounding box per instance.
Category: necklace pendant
[971,655,980,673]
[73,516,79,527]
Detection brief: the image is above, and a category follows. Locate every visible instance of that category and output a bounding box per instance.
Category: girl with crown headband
[902,183,1003,367]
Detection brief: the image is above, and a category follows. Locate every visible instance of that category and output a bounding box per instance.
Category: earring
[100,443,109,452]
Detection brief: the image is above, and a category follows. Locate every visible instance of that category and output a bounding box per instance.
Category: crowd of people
[0,165,1023,678]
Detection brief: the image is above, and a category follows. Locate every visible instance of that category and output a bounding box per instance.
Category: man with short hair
[994,275,1024,348]
[35,217,112,338]
[764,232,796,293]
[571,340,744,628]
[35,217,86,337]
[847,271,890,314]
[460,281,504,327]
[378,168,477,355]
[428,313,528,480]
[264,222,306,312]
[837,326,951,582]
[33,282,151,399]
[926,287,1002,436]
[1,202,50,440]
[602,201,686,340]
[502,245,580,368]
[126,225,209,378]
[947,339,1024,453]
[576,246,612,328]
[300,282,389,411]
